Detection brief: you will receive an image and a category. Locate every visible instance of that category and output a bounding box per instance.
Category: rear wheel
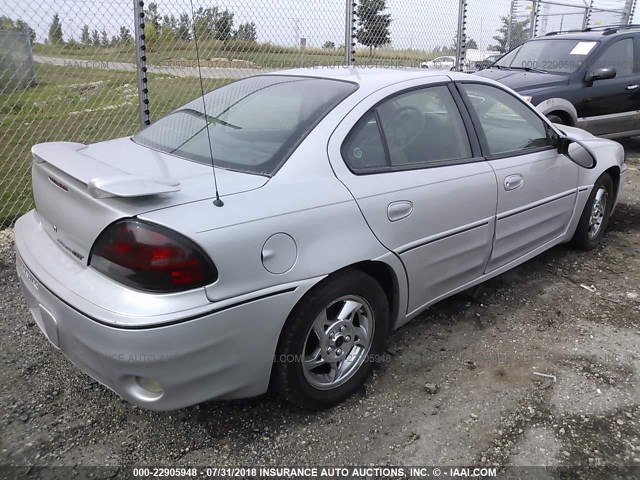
[274,269,389,409]
[571,173,614,250]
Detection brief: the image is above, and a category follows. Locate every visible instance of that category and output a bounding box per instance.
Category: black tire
[274,269,390,409]
[546,114,564,125]
[571,173,614,250]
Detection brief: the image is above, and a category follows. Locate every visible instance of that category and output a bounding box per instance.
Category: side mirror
[557,136,597,169]
[585,67,616,83]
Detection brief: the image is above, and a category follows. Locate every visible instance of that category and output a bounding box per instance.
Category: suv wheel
[546,113,564,125]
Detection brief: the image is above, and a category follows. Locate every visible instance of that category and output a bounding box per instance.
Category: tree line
[3,2,529,55]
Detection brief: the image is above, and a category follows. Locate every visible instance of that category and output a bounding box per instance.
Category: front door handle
[504,174,523,191]
[627,84,639,90]
[387,201,413,222]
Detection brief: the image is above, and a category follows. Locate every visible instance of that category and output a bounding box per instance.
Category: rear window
[133,75,357,176]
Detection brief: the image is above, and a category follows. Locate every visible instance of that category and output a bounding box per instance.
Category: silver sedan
[15,68,627,410]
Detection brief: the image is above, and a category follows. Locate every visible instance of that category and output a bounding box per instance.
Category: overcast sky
[4,0,637,52]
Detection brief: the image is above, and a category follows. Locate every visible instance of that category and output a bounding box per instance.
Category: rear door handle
[504,174,523,191]
[387,201,413,222]
[627,84,639,90]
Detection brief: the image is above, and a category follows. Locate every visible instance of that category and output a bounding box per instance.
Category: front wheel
[274,269,389,409]
[571,173,614,250]
[546,113,564,125]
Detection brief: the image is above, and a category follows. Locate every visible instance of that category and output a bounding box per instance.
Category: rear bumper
[15,211,319,410]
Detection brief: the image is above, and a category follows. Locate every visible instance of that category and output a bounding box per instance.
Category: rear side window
[592,38,634,76]
[342,112,388,171]
[133,76,357,176]
[460,83,552,156]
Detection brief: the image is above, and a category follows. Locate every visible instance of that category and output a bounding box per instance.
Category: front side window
[592,38,634,76]
[133,76,357,176]
[460,83,552,156]
[342,85,472,172]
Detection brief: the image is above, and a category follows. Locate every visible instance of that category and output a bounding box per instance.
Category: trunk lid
[31,139,268,265]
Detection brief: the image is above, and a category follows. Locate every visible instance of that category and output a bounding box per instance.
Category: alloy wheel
[302,295,375,390]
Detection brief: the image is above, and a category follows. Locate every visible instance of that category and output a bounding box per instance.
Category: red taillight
[89,219,217,292]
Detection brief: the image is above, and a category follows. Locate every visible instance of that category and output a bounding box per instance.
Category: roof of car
[268,67,473,90]
[539,24,640,41]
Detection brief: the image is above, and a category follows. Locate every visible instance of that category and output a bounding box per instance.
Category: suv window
[461,83,552,156]
[592,38,634,76]
[495,39,597,74]
[342,86,472,171]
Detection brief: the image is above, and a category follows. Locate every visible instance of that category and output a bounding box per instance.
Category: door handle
[387,201,413,222]
[504,174,523,191]
[627,84,639,90]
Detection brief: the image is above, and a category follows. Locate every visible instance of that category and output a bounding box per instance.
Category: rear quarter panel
[138,127,391,304]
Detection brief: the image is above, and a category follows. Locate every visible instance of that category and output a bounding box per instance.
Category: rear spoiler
[31,142,180,198]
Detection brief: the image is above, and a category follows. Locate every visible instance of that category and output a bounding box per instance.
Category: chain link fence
[1,0,637,226]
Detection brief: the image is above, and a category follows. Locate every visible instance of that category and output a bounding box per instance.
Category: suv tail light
[89,219,217,293]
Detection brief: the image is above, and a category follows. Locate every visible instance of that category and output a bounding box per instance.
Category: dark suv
[475,25,640,138]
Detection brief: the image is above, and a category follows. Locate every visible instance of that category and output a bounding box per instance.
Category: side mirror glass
[585,67,616,83]
[557,136,597,169]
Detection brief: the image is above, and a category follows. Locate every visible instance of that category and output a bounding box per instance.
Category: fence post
[345,0,356,66]
[582,0,594,29]
[133,0,150,127]
[622,0,637,24]
[507,0,517,52]
[529,0,540,38]
[455,0,467,72]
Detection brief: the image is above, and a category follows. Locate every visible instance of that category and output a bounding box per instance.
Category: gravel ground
[1,139,639,476]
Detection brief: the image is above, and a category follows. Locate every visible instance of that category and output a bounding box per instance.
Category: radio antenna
[189,0,223,207]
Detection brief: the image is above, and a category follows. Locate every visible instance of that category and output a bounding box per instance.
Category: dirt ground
[1,139,639,477]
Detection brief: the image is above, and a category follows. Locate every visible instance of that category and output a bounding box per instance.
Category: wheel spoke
[303,349,326,372]
[328,360,344,382]
[312,311,331,340]
[353,325,369,347]
[337,300,362,321]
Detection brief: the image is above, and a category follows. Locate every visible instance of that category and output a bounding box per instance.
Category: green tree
[81,25,90,45]
[355,0,392,56]
[177,13,191,41]
[452,36,478,51]
[91,29,100,46]
[323,40,336,49]
[144,2,161,31]
[234,22,257,41]
[15,19,36,44]
[162,15,178,36]
[0,16,13,30]
[192,7,219,40]
[119,26,132,43]
[100,29,109,47]
[214,10,234,41]
[489,16,530,52]
[1,17,36,44]
[48,13,64,44]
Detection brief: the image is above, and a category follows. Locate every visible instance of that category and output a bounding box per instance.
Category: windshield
[133,75,357,176]
[495,38,599,73]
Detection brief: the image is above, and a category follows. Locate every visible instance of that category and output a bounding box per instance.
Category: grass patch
[33,40,435,68]
[0,63,227,226]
